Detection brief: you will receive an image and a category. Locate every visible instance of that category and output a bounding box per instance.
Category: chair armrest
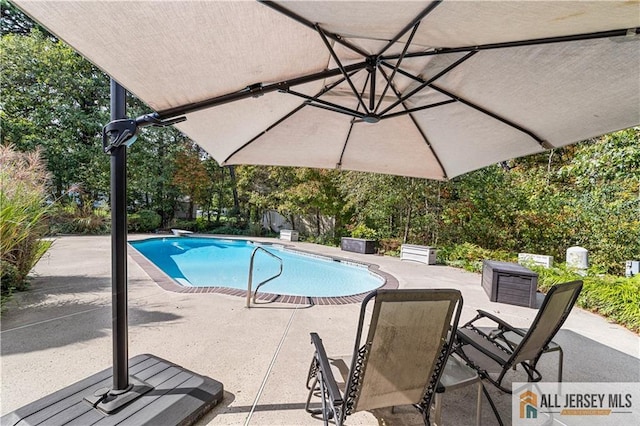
[310,333,344,407]
[474,310,523,336]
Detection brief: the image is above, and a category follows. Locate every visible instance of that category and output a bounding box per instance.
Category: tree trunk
[316,208,321,236]
[187,199,194,220]
[228,165,239,211]
[403,205,412,244]
[289,213,296,231]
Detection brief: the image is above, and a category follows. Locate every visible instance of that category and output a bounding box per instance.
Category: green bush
[437,242,515,272]
[378,238,401,256]
[1,260,19,308]
[48,204,110,235]
[350,223,378,239]
[533,264,640,333]
[128,210,161,233]
[579,276,640,333]
[1,145,52,305]
[210,225,248,236]
[247,222,264,237]
[305,233,341,247]
[440,243,640,332]
[172,219,198,232]
[170,221,251,236]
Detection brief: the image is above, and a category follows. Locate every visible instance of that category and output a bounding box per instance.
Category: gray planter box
[482,260,538,308]
[341,237,377,254]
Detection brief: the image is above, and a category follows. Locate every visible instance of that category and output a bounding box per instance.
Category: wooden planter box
[482,260,538,308]
[341,237,377,254]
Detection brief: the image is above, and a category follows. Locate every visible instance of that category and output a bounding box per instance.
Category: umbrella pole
[82,80,153,413]
[110,79,129,391]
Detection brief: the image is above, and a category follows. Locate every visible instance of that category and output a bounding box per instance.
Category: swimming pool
[129,237,385,298]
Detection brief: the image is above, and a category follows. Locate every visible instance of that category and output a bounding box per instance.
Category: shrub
[437,242,515,272]
[533,264,640,333]
[172,219,198,232]
[128,210,161,233]
[440,243,640,332]
[1,260,18,308]
[579,276,640,333]
[48,204,110,235]
[0,145,51,304]
[379,238,401,256]
[247,222,264,237]
[350,223,378,239]
[305,233,341,247]
[210,225,248,236]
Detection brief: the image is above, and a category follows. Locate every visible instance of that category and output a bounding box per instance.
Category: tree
[172,141,210,220]
[127,127,183,228]
[278,168,345,238]
[554,129,640,272]
[201,159,234,224]
[1,0,50,37]
[1,30,110,204]
[337,172,440,244]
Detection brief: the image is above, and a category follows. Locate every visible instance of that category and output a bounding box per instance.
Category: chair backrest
[511,280,583,365]
[344,289,463,414]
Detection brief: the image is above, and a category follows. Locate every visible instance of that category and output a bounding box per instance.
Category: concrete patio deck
[1,235,638,425]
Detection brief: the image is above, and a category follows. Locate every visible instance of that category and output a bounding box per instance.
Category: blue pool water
[129,237,384,297]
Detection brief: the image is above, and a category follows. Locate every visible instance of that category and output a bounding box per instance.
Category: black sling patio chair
[305,289,463,426]
[455,280,583,393]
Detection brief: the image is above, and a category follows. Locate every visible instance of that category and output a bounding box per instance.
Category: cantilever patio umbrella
[9,0,640,423]
[14,0,640,179]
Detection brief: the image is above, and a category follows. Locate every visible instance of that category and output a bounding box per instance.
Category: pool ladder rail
[247,246,283,307]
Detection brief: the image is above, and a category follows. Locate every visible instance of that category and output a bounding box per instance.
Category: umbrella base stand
[1,353,224,426]
[83,377,154,414]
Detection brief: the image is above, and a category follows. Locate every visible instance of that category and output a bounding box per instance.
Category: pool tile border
[127,238,398,305]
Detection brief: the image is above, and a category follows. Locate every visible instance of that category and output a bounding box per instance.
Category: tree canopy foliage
[2,26,638,275]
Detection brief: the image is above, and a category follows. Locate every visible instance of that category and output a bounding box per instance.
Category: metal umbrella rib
[260,0,370,58]
[389,27,640,60]
[223,70,362,165]
[376,65,448,179]
[378,62,548,148]
[377,51,477,117]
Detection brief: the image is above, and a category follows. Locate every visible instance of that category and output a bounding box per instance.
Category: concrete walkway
[1,235,638,425]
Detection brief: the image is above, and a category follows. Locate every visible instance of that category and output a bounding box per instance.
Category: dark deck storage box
[341,237,377,254]
[482,260,538,308]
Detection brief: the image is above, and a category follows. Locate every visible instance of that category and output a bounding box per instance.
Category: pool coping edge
[127,236,398,305]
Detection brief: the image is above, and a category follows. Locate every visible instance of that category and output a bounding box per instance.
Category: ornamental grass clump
[533,264,640,333]
[1,145,51,305]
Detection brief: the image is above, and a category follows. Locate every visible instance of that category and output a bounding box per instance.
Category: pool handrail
[247,246,283,307]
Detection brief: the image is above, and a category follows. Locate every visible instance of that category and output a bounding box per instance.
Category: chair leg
[481,384,504,426]
[557,347,564,382]
[433,393,443,425]
[317,372,331,426]
[305,376,322,415]
[306,358,319,390]
[308,371,342,426]
[475,381,482,426]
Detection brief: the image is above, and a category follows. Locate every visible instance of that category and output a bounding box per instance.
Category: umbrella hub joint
[365,55,379,71]
[362,113,380,124]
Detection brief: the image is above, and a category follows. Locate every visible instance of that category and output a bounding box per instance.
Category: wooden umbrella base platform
[1,353,223,426]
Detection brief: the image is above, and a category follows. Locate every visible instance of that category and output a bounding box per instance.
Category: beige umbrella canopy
[7,1,640,421]
[14,0,640,179]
